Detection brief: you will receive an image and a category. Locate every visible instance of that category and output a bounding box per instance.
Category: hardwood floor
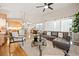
[10,43,27,56]
[0,41,9,56]
[0,40,27,56]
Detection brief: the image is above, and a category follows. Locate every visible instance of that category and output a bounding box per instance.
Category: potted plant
[72,12,79,45]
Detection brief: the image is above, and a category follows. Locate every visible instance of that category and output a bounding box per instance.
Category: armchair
[52,32,71,56]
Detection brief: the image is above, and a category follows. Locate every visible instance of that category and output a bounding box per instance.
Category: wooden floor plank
[0,40,27,56]
[11,43,27,56]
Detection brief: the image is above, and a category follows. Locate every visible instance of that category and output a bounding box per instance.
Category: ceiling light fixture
[44,5,48,9]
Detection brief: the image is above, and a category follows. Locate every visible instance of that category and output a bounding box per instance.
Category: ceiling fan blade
[44,3,47,5]
[36,6,44,8]
[48,7,53,10]
[43,8,45,12]
[48,3,53,6]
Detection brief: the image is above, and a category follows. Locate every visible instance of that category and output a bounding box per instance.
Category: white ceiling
[0,3,79,24]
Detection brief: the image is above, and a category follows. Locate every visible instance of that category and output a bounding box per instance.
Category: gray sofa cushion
[53,38,70,50]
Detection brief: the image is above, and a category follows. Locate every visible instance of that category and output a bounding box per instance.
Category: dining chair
[10,30,26,46]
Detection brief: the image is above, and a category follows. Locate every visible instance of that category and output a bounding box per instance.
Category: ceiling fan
[36,3,53,12]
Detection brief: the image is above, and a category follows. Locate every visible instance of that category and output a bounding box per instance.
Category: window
[0,18,6,27]
[36,18,72,32]
[44,18,72,32]
[53,20,61,31]
[36,23,44,30]
[61,18,72,32]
